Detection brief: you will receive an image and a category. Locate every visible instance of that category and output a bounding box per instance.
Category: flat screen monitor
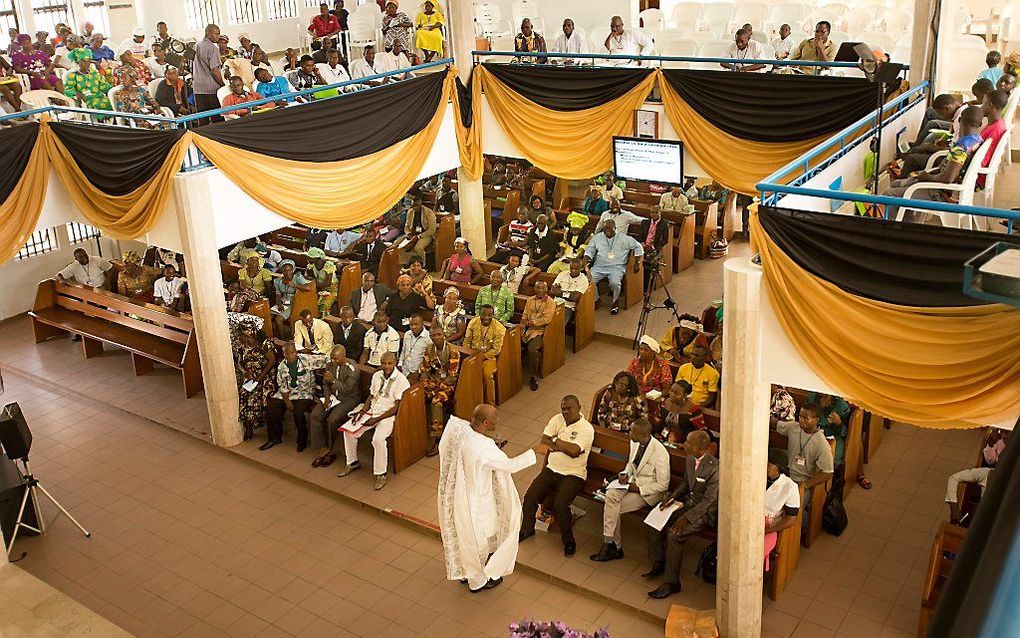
[612,137,684,186]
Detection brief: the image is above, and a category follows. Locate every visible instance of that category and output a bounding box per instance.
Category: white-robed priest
[437,405,550,592]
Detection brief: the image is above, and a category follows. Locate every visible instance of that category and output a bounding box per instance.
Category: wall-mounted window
[267,0,300,21]
[185,0,220,31]
[30,0,73,40]
[16,228,58,261]
[82,0,110,37]
[226,0,261,25]
[66,222,101,245]
[0,0,19,53]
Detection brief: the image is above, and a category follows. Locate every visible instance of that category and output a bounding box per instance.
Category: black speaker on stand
[1,402,91,560]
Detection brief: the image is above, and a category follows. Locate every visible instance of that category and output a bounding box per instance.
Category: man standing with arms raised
[439,405,549,592]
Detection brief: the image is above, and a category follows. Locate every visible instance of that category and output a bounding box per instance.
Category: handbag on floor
[694,542,717,584]
[822,478,849,536]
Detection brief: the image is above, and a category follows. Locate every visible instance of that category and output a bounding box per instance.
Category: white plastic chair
[704,3,736,36]
[821,3,852,18]
[474,2,512,38]
[20,89,75,120]
[937,35,989,94]
[741,2,772,33]
[347,11,380,61]
[974,133,1009,209]
[696,40,733,69]
[146,78,162,99]
[216,85,242,121]
[856,32,894,52]
[637,8,667,34]
[671,2,707,31]
[878,8,912,35]
[657,33,700,68]
[770,3,810,33]
[843,8,876,34]
[897,138,993,228]
[1001,91,1018,167]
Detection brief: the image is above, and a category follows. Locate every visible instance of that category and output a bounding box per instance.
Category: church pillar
[172,172,242,448]
[909,0,939,88]
[715,258,769,637]
[447,0,487,256]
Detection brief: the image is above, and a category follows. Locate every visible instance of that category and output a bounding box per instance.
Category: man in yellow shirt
[463,305,506,405]
[674,346,719,407]
[788,21,836,76]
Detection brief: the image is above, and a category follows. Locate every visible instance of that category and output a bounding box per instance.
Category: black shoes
[589,542,624,562]
[529,377,539,391]
[519,530,535,543]
[469,577,503,593]
[648,582,681,599]
[564,542,576,557]
[641,561,664,579]
[610,305,620,315]
[296,442,307,453]
[258,439,281,451]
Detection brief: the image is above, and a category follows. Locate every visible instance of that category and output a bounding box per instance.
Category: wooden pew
[919,523,966,637]
[864,411,887,463]
[247,299,275,339]
[692,200,719,260]
[526,272,595,352]
[29,279,202,398]
[434,213,457,272]
[720,194,739,241]
[377,245,401,288]
[675,213,696,272]
[450,345,484,420]
[351,364,428,473]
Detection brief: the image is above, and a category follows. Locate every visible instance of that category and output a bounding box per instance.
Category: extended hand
[532,442,551,455]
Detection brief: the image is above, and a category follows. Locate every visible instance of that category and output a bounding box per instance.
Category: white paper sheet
[643,502,682,531]
[241,380,257,392]
[605,479,630,491]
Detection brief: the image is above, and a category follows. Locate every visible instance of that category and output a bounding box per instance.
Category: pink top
[446,253,473,283]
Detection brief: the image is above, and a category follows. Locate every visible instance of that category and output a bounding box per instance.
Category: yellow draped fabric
[192,70,456,228]
[752,214,1020,429]
[39,120,193,239]
[451,66,483,181]
[476,64,658,180]
[658,74,829,196]
[0,132,49,264]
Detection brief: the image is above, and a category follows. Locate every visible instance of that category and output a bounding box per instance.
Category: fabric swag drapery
[453,69,483,181]
[752,207,1020,429]
[0,123,48,263]
[191,69,456,227]
[476,63,657,180]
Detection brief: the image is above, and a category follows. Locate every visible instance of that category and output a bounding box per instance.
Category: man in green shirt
[788,21,836,76]
[475,270,515,324]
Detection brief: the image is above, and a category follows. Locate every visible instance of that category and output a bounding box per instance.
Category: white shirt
[552,271,590,309]
[376,51,413,80]
[725,39,767,72]
[118,37,148,58]
[363,326,401,366]
[457,423,536,543]
[602,30,655,67]
[316,62,356,91]
[399,328,430,374]
[367,369,411,417]
[601,184,623,202]
[153,276,185,305]
[350,57,385,84]
[144,57,168,78]
[764,474,801,520]
[551,32,590,64]
[53,46,74,69]
[597,209,643,236]
[500,265,526,294]
[772,36,795,59]
[58,257,111,287]
[542,413,595,479]
[324,230,360,253]
[357,288,378,323]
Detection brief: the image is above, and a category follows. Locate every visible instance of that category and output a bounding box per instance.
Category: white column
[909,0,938,87]
[172,172,242,448]
[715,258,769,637]
[447,0,487,256]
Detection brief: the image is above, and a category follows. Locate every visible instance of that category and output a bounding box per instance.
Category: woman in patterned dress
[381,1,413,52]
[64,47,113,110]
[232,321,276,441]
[626,335,674,397]
[113,66,161,125]
[11,34,62,92]
[420,325,461,456]
[433,287,467,344]
[401,255,435,309]
[597,371,646,433]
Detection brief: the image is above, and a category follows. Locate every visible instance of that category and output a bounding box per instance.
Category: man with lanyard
[551,258,591,326]
[360,310,402,367]
[56,248,111,288]
[772,403,834,527]
[603,15,655,67]
[596,198,643,237]
[338,351,411,490]
[463,305,506,405]
[475,270,515,325]
[585,219,644,315]
[262,343,318,452]
[398,313,430,379]
[721,28,766,73]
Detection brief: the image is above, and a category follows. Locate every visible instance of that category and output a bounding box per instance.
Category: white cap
[639,335,661,353]
[131,26,145,37]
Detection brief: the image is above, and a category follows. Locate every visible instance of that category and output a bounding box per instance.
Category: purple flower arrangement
[508,620,610,638]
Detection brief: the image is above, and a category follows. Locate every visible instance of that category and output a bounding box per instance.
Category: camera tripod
[633,253,685,349]
[5,457,91,559]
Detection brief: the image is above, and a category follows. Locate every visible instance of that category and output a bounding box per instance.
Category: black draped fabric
[0,123,40,203]
[455,75,473,128]
[481,62,654,111]
[49,122,186,196]
[195,71,447,162]
[758,207,1020,307]
[662,70,880,143]
[928,419,1020,637]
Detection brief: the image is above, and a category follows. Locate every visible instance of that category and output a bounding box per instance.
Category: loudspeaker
[0,403,32,461]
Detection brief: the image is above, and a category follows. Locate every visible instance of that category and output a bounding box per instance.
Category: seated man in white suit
[590,418,670,562]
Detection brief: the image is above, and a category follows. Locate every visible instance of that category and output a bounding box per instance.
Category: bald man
[438,405,549,592]
[646,430,719,598]
[309,345,360,468]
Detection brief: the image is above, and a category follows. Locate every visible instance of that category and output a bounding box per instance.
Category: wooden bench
[350,363,428,473]
[525,272,595,352]
[433,212,457,272]
[919,523,966,636]
[29,279,202,398]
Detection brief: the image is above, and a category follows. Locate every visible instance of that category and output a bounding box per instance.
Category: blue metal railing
[760,81,930,198]
[473,49,910,71]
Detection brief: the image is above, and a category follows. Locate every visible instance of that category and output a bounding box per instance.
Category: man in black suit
[332,305,367,361]
[527,213,561,271]
[348,272,392,323]
[645,430,719,598]
[637,206,670,291]
[345,226,387,277]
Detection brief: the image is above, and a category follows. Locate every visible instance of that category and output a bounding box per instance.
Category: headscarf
[679,319,703,332]
[443,287,460,298]
[639,335,661,353]
[68,47,92,63]
[242,251,265,268]
[122,250,141,265]
[307,247,326,259]
[115,65,137,82]
[16,34,31,45]
[396,274,413,285]
[278,258,296,270]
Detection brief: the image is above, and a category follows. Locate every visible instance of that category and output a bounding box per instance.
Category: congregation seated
[154,66,194,116]
[360,310,401,367]
[787,21,836,75]
[547,226,590,276]
[499,253,534,294]
[333,305,367,360]
[646,429,719,599]
[590,418,670,563]
[596,198,642,236]
[420,325,461,456]
[88,33,115,62]
[514,18,547,64]
[221,75,264,117]
[378,41,414,80]
[658,381,704,446]
[764,458,801,572]
[522,280,555,391]
[399,194,437,266]
[722,28,767,73]
[304,247,338,316]
[337,351,411,490]
[550,18,590,65]
[580,183,609,217]
[0,54,24,112]
[153,264,186,310]
[398,313,429,378]
[382,274,426,331]
[772,24,795,60]
[627,336,673,397]
[292,308,333,354]
[233,323,275,441]
[350,272,391,323]
[11,33,63,93]
[674,345,719,408]
[414,0,446,63]
[287,54,327,94]
[254,67,294,104]
[350,45,387,86]
[660,317,709,364]
[117,49,152,84]
[57,248,112,288]
[439,237,483,283]
[603,15,655,66]
[520,395,594,556]
[113,67,161,124]
[238,252,274,298]
[463,304,505,405]
[550,258,591,326]
[401,255,436,308]
[346,226,387,277]
[226,279,260,312]
[434,287,468,343]
[597,371,646,433]
[64,48,112,110]
[272,259,313,339]
[144,42,170,78]
[308,2,343,51]
[770,402,834,523]
[493,207,534,264]
[585,219,643,314]
[381,1,414,56]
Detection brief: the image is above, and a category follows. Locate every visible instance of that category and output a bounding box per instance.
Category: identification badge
[562,292,571,299]
[608,252,616,260]
[402,317,410,325]
[455,267,463,273]
[794,455,806,467]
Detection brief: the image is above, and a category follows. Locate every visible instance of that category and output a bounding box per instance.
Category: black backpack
[694,542,717,584]
[822,479,849,536]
